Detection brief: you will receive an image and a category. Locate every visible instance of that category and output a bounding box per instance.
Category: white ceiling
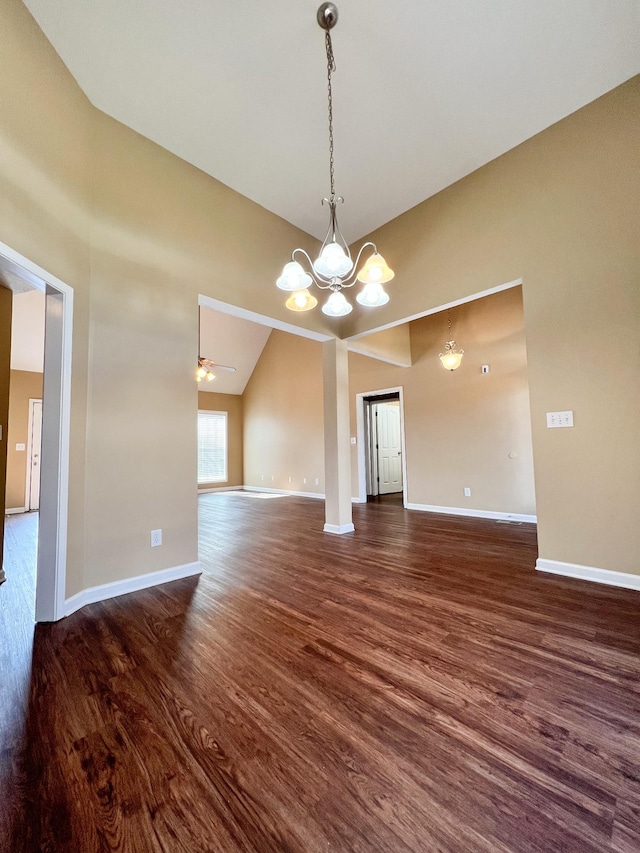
[24,1,640,243]
[199,307,271,395]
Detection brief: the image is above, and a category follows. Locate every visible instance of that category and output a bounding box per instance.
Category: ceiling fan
[197,306,237,382]
[196,356,236,382]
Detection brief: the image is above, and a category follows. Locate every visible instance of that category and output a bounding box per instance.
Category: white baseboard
[405,503,537,523]
[5,507,27,515]
[323,522,356,535]
[243,485,325,500]
[64,561,202,618]
[536,559,640,591]
[198,485,242,494]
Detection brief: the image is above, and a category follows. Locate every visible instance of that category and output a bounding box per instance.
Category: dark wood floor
[1,498,640,852]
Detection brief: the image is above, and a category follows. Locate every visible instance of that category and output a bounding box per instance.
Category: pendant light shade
[356,252,395,285]
[356,282,390,307]
[439,346,464,371]
[322,290,353,317]
[277,261,313,292]
[313,242,354,278]
[285,289,318,312]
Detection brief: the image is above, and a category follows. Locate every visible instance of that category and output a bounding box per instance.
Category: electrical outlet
[288,476,292,483]
[150,529,162,547]
[481,365,490,374]
[315,478,320,485]
[464,487,471,497]
[271,475,275,482]
[303,477,307,484]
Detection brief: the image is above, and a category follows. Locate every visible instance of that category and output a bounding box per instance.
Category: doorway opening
[355,387,407,507]
[0,242,73,622]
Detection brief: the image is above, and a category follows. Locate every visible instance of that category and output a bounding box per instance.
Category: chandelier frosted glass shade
[285,289,318,312]
[276,261,313,292]
[313,242,354,278]
[356,282,390,307]
[357,253,394,285]
[322,290,353,317]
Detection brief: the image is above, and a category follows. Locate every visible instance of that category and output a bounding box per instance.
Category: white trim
[344,279,523,341]
[355,386,408,506]
[323,522,356,535]
[5,507,27,515]
[0,241,73,623]
[351,496,366,504]
[243,485,325,500]
[198,485,242,494]
[64,561,202,618]
[405,503,537,523]
[198,294,332,343]
[535,559,640,591]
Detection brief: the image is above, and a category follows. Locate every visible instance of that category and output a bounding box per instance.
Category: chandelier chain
[325,30,336,202]
[448,310,452,339]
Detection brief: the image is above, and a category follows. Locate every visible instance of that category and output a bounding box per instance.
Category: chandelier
[276,3,394,318]
[439,309,464,371]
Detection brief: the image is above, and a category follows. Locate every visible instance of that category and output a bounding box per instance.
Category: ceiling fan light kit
[276,3,394,318]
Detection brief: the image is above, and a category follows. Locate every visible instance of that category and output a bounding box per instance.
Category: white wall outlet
[481,365,490,374]
[288,476,292,483]
[271,475,275,481]
[16,443,26,451]
[350,436,357,445]
[150,529,162,547]
[546,411,574,428]
[464,487,471,497]
[303,477,307,484]
[315,478,320,485]
[261,474,264,481]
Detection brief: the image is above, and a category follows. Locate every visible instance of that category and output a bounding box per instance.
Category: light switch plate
[546,411,574,428]
[16,443,26,451]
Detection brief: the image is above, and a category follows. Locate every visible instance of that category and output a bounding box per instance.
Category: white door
[373,401,403,494]
[27,398,42,511]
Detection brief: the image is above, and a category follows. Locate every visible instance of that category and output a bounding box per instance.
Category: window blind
[197,411,227,484]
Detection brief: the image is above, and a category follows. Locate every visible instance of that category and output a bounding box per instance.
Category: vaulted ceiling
[24,1,640,244]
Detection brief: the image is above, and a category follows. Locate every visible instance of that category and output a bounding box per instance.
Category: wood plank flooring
[1,497,640,852]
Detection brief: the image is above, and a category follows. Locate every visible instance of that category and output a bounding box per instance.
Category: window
[197,410,227,484]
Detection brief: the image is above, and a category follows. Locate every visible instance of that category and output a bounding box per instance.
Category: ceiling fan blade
[199,357,237,373]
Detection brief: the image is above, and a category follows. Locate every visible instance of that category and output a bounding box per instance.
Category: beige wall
[0,1,323,597]
[198,392,243,489]
[344,78,640,575]
[243,331,325,494]
[349,287,536,515]
[5,370,43,509]
[0,288,12,575]
[1,0,638,602]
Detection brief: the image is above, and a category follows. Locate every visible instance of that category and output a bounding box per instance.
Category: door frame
[355,386,407,506]
[25,397,43,511]
[0,241,73,623]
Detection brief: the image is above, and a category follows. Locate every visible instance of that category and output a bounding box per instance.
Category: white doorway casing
[0,241,73,623]
[355,386,408,506]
